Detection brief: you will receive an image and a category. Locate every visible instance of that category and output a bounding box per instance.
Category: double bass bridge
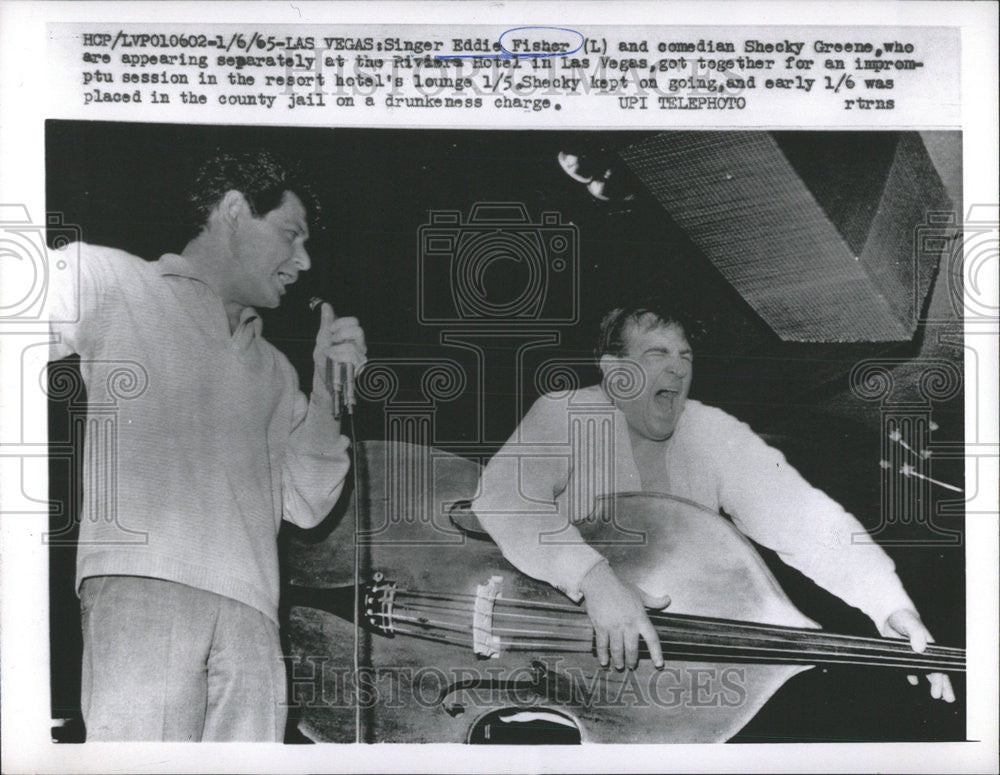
[472,575,504,658]
[361,571,507,657]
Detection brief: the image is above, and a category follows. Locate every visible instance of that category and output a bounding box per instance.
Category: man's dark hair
[184,150,320,240]
[595,297,707,361]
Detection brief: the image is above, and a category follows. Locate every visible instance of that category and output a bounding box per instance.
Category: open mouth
[654,387,679,407]
[276,270,295,292]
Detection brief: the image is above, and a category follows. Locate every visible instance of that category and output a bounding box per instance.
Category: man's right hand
[580,560,671,670]
[311,302,367,402]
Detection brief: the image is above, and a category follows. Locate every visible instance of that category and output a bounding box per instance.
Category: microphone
[308,296,356,419]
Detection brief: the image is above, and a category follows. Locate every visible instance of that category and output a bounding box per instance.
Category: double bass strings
[390,595,591,626]
[384,604,592,641]
[389,590,965,662]
[641,606,963,647]
[380,588,964,671]
[392,588,962,658]
[639,611,966,663]
[381,617,962,671]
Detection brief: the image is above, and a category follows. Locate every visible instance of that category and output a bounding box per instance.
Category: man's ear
[598,354,617,380]
[217,190,251,229]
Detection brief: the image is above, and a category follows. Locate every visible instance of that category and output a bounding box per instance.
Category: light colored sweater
[472,385,916,630]
[48,243,350,624]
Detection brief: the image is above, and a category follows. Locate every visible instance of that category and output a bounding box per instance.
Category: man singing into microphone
[47,151,366,741]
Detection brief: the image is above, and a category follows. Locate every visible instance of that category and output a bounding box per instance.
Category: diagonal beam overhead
[618,131,952,343]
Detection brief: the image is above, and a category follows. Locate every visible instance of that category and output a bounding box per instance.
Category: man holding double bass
[471,300,955,704]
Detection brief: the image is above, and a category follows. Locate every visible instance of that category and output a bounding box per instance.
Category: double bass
[282,441,964,743]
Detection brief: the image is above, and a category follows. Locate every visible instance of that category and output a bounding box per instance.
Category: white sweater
[472,385,916,630]
[48,243,350,624]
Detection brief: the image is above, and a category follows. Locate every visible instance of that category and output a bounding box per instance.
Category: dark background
[47,121,965,743]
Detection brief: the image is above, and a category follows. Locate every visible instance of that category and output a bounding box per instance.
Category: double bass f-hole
[438,661,551,717]
[289,485,964,743]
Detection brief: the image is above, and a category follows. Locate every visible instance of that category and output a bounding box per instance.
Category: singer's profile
[45,150,367,741]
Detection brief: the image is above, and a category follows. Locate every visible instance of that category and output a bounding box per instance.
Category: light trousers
[80,576,287,741]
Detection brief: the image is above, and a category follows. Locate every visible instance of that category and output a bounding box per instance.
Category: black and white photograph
[44,121,966,745]
[1,3,997,774]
